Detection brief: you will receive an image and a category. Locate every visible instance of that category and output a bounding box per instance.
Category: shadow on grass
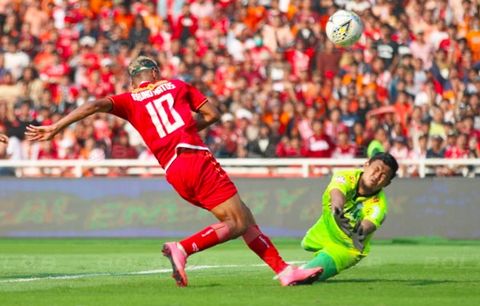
[325,278,478,286]
[189,283,222,288]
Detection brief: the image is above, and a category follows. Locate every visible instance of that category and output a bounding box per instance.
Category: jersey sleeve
[362,192,388,228]
[108,92,132,120]
[325,171,354,196]
[186,83,208,111]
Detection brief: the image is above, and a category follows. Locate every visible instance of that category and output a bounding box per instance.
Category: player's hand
[333,207,353,237]
[351,221,366,252]
[25,124,59,142]
[0,133,8,144]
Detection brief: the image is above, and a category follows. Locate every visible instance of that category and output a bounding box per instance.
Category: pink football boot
[162,242,188,287]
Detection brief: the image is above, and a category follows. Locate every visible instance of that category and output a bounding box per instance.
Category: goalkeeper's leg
[304,251,338,281]
[303,245,362,282]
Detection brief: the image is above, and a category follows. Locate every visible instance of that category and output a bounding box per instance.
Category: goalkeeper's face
[362,160,393,192]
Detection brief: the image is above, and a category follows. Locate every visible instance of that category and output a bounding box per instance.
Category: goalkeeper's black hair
[368,152,399,180]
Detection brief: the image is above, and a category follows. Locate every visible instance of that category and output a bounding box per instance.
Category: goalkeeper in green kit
[302,153,398,281]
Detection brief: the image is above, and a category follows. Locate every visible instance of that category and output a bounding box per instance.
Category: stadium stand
[0,0,479,177]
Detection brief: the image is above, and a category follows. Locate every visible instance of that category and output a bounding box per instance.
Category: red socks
[179,222,231,255]
[242,225,288,274]
[178,223,288,275]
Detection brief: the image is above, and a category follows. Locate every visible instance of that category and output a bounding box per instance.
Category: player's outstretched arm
[351,219,376,252]
[25,98,113,142]
[330,188,354,235]
[0,133,8,144]
[195,101,220,131]
[330,189,346,212]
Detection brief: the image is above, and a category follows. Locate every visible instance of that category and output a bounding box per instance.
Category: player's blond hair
[128,56,159,77]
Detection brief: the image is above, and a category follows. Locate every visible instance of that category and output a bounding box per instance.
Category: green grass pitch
[0,238,479,306]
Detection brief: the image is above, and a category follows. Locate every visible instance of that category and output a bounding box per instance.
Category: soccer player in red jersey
[25,56,322,287]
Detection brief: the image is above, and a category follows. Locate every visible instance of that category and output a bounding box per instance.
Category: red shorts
[165,149,238,211]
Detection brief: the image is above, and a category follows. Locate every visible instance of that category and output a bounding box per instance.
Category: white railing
[0,158,479,178]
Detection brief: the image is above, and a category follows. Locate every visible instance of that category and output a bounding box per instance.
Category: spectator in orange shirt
[394,91,413,129]
[243,0,266,31]
[89,0,113,15]
[143,2,163,35]
[466,18,480,61]
[114,3,134,38]
[33,42,57,72]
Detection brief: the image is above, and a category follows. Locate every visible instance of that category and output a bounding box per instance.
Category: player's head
[128,56,160,87]
[362,152,399,192]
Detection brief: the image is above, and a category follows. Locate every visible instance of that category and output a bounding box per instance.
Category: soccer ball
[325,10,363,47]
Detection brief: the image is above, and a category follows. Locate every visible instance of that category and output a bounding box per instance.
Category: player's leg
[161,193,256,287]
[166,193,286,274]
[301,218,362,281]
[303,243,361,282]
[303,251,338,281]
[301,215,328,252]
[165,151,258,259]
[163,196,320,286]
[163,151,321,286]
[211,195,287,272]
[172,193,251,258]
[305,250,361,282]
[210,194,323,286]
[162,151,247,286]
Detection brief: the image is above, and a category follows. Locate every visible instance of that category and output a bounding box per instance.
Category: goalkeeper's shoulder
[364,190,388,212]
[377,190,388,207]
[363,190,388,227]
[331,169,361,184]
[332,168,360,177]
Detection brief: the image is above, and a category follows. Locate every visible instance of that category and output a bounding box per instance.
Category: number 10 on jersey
[146,93,185,138]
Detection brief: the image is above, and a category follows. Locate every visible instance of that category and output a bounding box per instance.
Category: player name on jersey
[131,82,176,101]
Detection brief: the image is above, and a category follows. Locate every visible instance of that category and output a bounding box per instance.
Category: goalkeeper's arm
[357,219,376,236]
[351,219,376,252]
[330,189,353,236]
[330,188,346,212]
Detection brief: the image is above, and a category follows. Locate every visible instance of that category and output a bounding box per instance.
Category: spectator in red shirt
[0,0,478,178]
[110,131,138,159]
[276,136,303,158]
[285,39,314,78]
[324,108,347,142]
[170,3,198,43]
[445,133,470,159]
[459,116,480,141]
[304,119,335,158]
[332,129,356,158]
[212,113,239,158]
[37,140,58,160]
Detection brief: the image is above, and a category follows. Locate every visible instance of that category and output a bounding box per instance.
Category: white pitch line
[0,261,306,284]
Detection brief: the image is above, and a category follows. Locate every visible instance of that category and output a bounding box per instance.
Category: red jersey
[333,144,357,159]
[108,80,209,170]
[304,134,335,158]
[444,146,470,159]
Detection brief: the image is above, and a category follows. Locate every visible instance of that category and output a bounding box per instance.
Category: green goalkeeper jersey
[320,169,388,254]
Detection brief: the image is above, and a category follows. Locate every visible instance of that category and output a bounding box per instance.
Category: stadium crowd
[0,0,479,177]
